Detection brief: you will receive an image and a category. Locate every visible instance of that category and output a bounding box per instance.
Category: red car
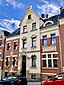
[41,72,64,85]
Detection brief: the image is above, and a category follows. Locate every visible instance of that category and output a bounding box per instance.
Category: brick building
[3,28,20,76]
[40,8,64,79]
[0,6,64,80]
[0,30,10,79]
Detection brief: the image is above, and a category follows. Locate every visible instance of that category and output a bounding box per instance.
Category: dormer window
[28,14,31,19]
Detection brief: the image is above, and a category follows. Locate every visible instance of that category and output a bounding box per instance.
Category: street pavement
[27,81,41,85]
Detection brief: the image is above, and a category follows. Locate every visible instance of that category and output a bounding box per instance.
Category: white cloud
[0,18,20,33]
[37,0,60,17]
[6,0,24,9]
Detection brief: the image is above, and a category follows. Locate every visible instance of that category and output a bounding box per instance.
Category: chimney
[41,14,45,18]
[28,5,32,10]
[60,7,63,13]
[46,14,48,18]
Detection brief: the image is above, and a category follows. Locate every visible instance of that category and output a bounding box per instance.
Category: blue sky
[0,0,64,33]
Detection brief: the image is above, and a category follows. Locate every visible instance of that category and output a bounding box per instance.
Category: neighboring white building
[18,6,41,79]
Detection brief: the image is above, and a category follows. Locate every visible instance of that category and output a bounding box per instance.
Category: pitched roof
[7,28,20,38]
[3,30,10,36]
[40,15,59,29]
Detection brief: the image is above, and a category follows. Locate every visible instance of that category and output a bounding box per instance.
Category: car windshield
[3,76,17,81]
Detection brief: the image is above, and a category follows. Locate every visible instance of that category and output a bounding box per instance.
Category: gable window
[6,57,9,66]
[32,22,36,30]
[12,57,16,66]
[0,40,2,46]
[23,39,27,48]
[14,42,18,50]
[43,35,47,46]
[23,25,27,33]
[28,14,31,19]
[31,55,36,67]
[7,43,11,50]
[32,37,36,47]
[51,34,56,44]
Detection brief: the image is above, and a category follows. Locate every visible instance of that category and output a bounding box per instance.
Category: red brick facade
[3,38,20,76]
[40,32,61,78]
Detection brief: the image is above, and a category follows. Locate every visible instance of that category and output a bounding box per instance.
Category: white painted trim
[42,52,58,55]
[43,20,54,27]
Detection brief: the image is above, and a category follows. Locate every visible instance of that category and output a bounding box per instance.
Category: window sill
[31,46,37,48]
[12,65,17,68]
[21,48,27,50]
[31,67,37,69]
[13,49,18,51]
[42,67,58,69]
[26,19,33,24]
[22,31,28,34]
[30,29,37,32]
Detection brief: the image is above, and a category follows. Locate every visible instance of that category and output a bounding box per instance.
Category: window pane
[23,39,26,48]
[32,56,36,67]
[43,60,47,67]
[48,59,52,67]
[7,43,10,50]
[0,40,2,46]
[43,35,47,46]
[53,60,57,67]
[51,34,56,44]
[32,23,36,30]
[23,26,27,32]
[28,15,31,19]
[14,42,17,50]
[43,55,46,58]
[48,54,51,58]
[6,57,8,66]
[53,54,57,58]
[32,37,36,47]
[13,57,16,66]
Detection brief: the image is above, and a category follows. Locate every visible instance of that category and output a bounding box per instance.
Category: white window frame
[42,53,58,68]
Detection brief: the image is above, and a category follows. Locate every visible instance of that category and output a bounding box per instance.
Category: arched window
[31,55,37,67]
[45,22,53,26]
[43,20,54,27]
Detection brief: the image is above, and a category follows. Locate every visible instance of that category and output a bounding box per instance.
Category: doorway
[22,55,26,77]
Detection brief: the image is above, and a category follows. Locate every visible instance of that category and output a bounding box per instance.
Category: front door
[22,55,26,77]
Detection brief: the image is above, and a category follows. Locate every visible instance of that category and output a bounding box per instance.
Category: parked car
[0,75,27,85]
[41,72,64,85]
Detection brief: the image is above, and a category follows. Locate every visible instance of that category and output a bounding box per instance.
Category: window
[23,25,27,33]
[53,54,57,67]
[0,51,1,56]
[32,22,36,30]
[42,54,58,68]
[32,37,36,47]
[31,75,36,79]
[12,57,16,66]
[14,42,18,50]
[43,35,47,46]
[28,14,31,19]
[31,55,36,67]
[23,39,26,48]
[6,57,9,66]
[45,22,53,27]
[0,40,2,46]
[51,34,56,44]
[7,43,11,50]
